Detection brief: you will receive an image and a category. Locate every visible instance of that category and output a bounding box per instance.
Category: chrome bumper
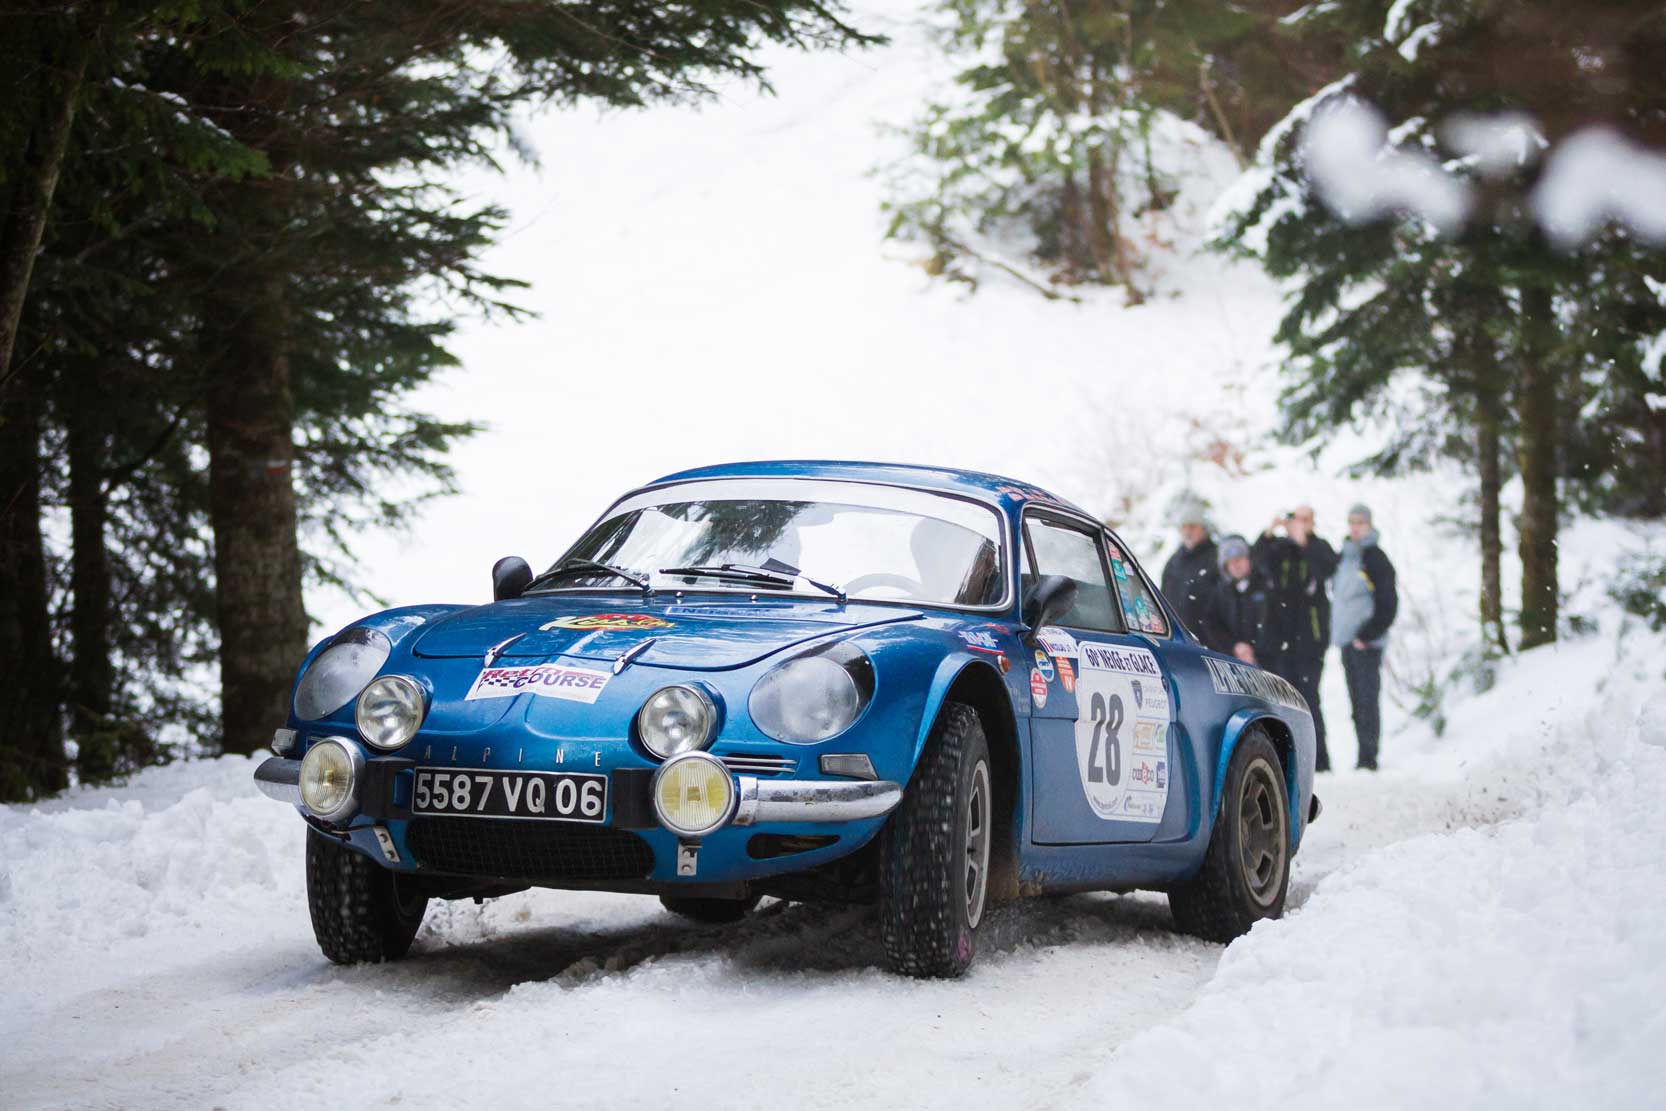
[254,756,303,806]
[732,775,903,826]
[252,755,903,828]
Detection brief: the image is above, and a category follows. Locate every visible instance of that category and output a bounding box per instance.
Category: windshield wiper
[525,558,651,595]
[659,562,846,603]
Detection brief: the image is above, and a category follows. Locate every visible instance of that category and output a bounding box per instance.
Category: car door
[1024,512,1174,845]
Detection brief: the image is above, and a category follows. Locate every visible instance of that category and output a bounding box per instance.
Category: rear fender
[1213,707,1304,845]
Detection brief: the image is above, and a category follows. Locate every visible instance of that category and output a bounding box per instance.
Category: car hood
[409,596,923,671]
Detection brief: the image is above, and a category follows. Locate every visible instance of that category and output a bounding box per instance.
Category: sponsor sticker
[1035,626,1078,658]
[1072,642,1173,824]
[1202,657,1311,716]
[465,663,612,704]
[1033,650,1055,682]
[959,628,1003,653]
[1030,669,1049,709]
[1057,657,1076,693]
[540,613,672,632]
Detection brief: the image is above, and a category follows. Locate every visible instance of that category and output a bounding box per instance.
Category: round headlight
[638,685,716,759]
[294,628,391,720]
[299,738,363,824]
[652,751,736,838]
[355,675,426,750]
[749,651,868,743]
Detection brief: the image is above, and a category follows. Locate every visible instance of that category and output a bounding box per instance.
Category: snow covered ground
[5,4,1664,1107]
[4,617,1662,1110]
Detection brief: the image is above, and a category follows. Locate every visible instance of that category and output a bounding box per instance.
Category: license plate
[410,767,607,823]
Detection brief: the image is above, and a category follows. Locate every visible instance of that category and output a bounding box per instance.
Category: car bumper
[254,756,901,831]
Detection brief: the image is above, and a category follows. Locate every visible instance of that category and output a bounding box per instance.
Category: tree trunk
[66,360,115,775]
[0,378,65,800]
[204,270,308,756]
[1476,381,1509,656]
[0,27,90,390]
[1516,284,1559,649]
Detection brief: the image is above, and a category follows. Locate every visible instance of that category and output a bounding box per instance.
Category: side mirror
[492,556,533,601]
[1023,574,1077,639]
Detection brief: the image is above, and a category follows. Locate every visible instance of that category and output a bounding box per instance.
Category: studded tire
[1169,727,1291,943]
[880,701,992,979]
[659,894,761,923]
[306,827,428,964]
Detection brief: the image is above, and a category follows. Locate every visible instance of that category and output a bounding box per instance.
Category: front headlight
[653,751,735,837]
[294,628,391,720]
[638,685,717,759]
[748,641,875,744]
[355,675,426,750]
[299,737,362,824]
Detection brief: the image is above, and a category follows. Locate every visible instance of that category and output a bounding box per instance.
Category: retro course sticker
[541,613,673,632]
[1072,643,1173,824]
[465,663,611,704]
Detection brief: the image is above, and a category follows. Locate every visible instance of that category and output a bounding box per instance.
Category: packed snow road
[3,629,1663,1110]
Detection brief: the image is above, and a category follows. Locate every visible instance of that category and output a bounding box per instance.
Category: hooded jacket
[1201,566,1278,663]
[1332,529,1398,648]
[1253,532,1337,659]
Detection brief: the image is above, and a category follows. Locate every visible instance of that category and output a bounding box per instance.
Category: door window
[1024,516,1123,631]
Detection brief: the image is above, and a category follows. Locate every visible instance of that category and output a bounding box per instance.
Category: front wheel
[306,827,428,964]
[1168,727,1290,942]
[879,701,993,978]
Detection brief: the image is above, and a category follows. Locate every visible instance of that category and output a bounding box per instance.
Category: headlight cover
[653,751,736,837]
[638,685,717,759]
[748,641,875,744]
[355,674,426,750]
[294,628,391,720]
[299,737,363,824]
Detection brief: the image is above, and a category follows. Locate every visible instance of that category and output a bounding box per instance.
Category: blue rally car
[256,460,1318,977]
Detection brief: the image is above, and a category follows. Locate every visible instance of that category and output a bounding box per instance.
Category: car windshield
[538,478,1006,607]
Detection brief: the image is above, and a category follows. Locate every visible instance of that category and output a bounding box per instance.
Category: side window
[1024,516,1124,632]
[1105,532,1170,637]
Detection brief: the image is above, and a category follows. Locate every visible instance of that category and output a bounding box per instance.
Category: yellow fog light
[299,737,363,826]
[652,751,735,838]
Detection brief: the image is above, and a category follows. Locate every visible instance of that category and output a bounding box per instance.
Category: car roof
[644,459,1090,518]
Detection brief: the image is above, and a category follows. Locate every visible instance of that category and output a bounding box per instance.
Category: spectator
[1332,504,1398,771]
[1160,496,1217,637]
[1255,505,1339,771]
[1201,534,1277,667]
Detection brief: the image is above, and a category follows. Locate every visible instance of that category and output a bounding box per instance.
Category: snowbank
[1096,628,1666,1110]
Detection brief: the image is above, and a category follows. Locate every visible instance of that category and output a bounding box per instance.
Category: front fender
[910,651,1003,769]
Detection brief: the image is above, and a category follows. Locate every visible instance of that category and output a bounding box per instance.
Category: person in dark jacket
[1254,505,1339,770]
[1160,497,1217,638]
[1332,504,1398,770]
[1201,535,1278,667]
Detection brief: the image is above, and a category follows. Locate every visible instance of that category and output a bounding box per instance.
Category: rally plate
[411,767,607,823]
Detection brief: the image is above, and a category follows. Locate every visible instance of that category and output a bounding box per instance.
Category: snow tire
[659,894,760,923]
[306,827,427,964]
[1169,727,1290,943]
[880,701,992,979]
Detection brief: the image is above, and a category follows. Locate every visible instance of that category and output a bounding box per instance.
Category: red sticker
[1058,657,1076,694]
[1030,669,1049,709]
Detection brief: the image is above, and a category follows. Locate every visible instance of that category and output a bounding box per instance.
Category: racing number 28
[1086,692,1123,785]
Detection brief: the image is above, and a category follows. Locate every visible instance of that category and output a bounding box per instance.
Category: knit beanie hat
[1217,534,1251,570]
[1348,502,1373,525]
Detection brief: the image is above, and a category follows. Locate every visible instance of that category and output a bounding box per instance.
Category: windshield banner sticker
[1074,643,1172,824]
[540,614,673,632]
[465,663,611,704]
[1202,657,1310,716]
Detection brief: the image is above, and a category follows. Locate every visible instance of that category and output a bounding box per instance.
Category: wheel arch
[914,655,1022,904]
[1214,708,1301,842]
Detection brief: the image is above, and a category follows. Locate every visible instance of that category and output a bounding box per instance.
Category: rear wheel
[659,894,760,924]
[879,701,993,978]
[306,827,428,964]
[1169,728,1290,943]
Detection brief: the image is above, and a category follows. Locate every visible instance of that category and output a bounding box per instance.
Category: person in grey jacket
[1331,504,1398,770]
